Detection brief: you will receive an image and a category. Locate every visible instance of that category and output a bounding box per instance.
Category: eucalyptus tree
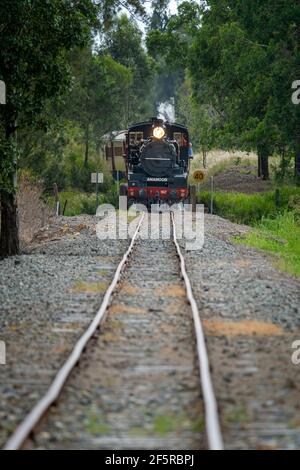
[0,0,145,256]
[148,0,300,181]
[102,14,156,126]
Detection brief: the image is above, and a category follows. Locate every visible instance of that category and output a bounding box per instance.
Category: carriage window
[173,133,182,144]
[130,132,143,143]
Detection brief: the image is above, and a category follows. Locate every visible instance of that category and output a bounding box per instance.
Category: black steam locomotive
[121,118,192,208]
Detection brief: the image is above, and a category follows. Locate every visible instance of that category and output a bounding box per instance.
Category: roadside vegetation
[194,151,300,277]
[235,211,300,278]
[198,181,300,277]
[199,187,300,225]
[2,1,300,257]
[49,186,119,217]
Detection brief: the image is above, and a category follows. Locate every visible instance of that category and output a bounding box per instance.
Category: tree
[102,14,156,126]
[146,1,202,118]
[0,0,146,257]
[148,0,170,32]
[0,0,98,256]
[66,48,132,165]
[177,77,219,167]
[148,0,300,182]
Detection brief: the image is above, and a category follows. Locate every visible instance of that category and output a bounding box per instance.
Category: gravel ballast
[182,214,300,449]
[1,212,300,449]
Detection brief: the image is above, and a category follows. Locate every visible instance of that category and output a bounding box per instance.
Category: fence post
[53,183,60,216]
[96,172,99,211]
[210,176,214,214]
[62,200,68,216]
[275,188,280,209]
[190,185,196,214]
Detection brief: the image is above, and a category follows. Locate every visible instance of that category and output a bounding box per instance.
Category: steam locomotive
[121,118,192,208]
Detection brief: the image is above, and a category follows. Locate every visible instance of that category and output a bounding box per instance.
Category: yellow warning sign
[193,170,205,183]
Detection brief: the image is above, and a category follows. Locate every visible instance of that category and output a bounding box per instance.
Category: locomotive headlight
[153,126,165,139]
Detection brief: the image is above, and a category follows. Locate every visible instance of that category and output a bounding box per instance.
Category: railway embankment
[1,213,300,449]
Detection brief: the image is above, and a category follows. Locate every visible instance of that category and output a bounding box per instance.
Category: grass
[189,156,246,185]
[50,190,97,216]
[85,409,111,436]
[203,157,255,180]
[49,186,120,216]
[199,186,300,225]
[128,410,204,437]
[198,186,300,277]
[234,211,300,277]
[152,413,204,436]
[225,405,250,425]
[191,150,257,172]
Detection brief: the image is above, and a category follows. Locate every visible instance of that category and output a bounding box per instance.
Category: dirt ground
[201,165,274,193]
[192,150,274,194]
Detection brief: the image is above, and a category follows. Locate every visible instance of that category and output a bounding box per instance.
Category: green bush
[53,191,95,216]
[53,184,121,216]
[235,211,300,277]
[64,152,115,193]
[199,187,300,225]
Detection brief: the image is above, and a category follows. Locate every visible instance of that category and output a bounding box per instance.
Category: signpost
[91,172,103,211]
[193,169,205,183]
[193,169,205,202]
[0,80,6,105]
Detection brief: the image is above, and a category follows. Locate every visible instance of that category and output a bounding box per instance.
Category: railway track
[4,212,223,451]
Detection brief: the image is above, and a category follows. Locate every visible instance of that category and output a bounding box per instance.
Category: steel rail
[171,212,224,450]
[3,213,145,450]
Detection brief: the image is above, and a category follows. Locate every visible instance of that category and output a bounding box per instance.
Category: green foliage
[199,187,300,225]
[102,14,156,126]
[0,0,98,197]
[0,0,98,127]
[19,118,114,192]
[0,0,147,254]
[147,1,200,106]
[65,48,133,163]
[0,0,146,190]
[148,1,170,32]
[147,1,202,69]
[148,0,300,181]
[53,183,119,216]
[2,7,154,197]
[177,76,219,152]
[57,191,96,216]
[235,211,300,278]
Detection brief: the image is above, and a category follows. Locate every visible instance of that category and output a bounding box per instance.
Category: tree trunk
[202,148,207,169]
[0,119,19,257]
[111,139,116,172]
[257,145,269,180]
[261,153,269,180]
[257,154,261,177]
[0,189,19,257]
[84,122,89,166]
